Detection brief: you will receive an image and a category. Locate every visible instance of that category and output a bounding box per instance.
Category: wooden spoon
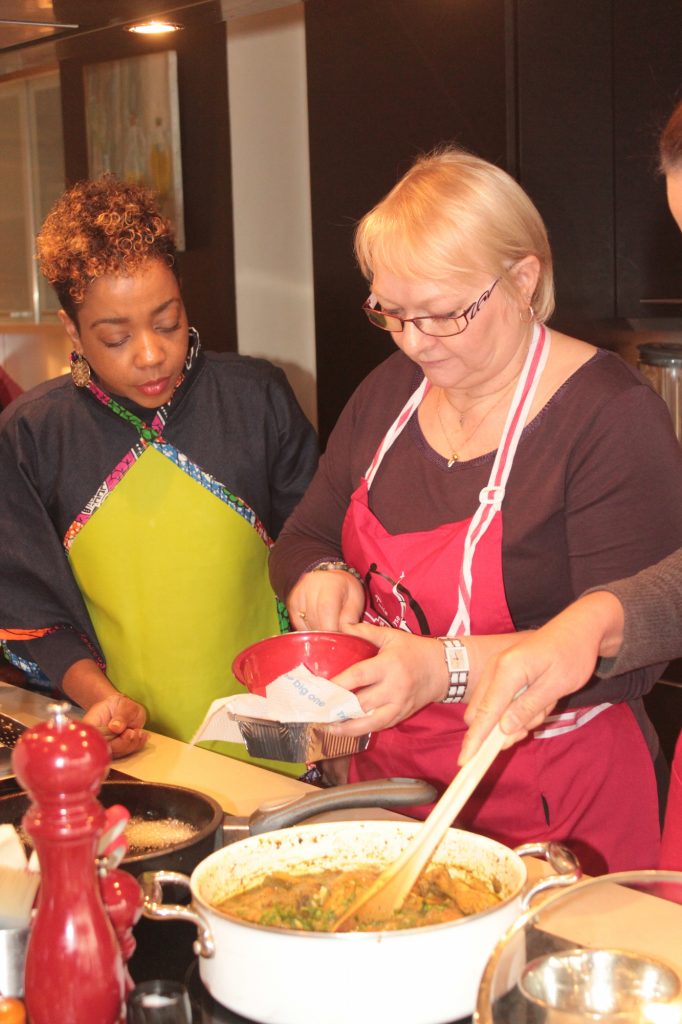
[331,721,508,932]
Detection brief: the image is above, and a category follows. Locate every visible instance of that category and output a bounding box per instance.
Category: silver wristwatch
[439,637,469,703]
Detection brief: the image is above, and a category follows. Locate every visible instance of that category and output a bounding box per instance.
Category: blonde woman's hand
[329,623,447,735]
[287,566,365,632]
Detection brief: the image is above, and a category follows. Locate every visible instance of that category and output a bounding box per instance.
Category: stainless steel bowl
[475,870,682,1024]
[520,948,681,1018]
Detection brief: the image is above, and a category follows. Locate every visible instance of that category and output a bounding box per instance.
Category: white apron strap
[450,323,550,636]
[364,376,431,489]
[533,703,613,738]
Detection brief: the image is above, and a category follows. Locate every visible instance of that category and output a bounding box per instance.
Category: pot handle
[139,870,215,959]
[247,777,438,835]
[514,841,582,908]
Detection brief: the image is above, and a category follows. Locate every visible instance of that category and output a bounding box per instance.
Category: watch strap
[439,637,469,703]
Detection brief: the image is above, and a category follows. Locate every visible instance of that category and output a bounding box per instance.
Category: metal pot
[140,821,581,1024]
[0,777,436,877]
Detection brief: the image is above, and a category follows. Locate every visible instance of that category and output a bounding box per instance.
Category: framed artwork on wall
[84,50,185,249]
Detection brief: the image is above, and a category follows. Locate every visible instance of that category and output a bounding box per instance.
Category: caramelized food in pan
[16,815,198,857]
[213,863,502,932]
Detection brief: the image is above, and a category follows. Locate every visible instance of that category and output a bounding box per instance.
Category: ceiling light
[126,20,183,36]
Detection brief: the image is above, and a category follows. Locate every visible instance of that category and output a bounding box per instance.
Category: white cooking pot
[140,821,581,1024]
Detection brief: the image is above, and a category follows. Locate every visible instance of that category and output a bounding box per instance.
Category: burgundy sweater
[271,345,682,717]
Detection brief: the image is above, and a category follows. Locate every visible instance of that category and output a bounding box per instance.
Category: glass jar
[638,341,682,445]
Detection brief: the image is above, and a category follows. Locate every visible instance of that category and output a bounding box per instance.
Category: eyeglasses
[362,279,499,338]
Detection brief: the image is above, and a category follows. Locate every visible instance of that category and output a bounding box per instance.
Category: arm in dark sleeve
[590,547,682,677]
[0,410,103,687]
[264,366,319,539]
[269,426,356,598]
[269,366,385,598]
[561,384,682,706]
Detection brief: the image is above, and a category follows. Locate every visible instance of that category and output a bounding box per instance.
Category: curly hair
[36,175,178,320]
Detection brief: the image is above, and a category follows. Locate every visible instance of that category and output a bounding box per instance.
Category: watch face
[444,640,469,673]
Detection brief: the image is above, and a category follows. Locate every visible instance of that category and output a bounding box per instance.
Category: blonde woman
[270,146,682,872]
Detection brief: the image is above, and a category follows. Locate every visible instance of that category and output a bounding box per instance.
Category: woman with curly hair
[0,176,317,769]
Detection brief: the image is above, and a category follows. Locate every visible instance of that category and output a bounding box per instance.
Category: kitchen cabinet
[305,0,682,443]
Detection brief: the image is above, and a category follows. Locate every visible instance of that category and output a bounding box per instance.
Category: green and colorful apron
[3,337,302,777]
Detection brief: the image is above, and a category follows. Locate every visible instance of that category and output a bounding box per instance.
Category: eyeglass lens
[365,308,466,336]
[364,279,498,338]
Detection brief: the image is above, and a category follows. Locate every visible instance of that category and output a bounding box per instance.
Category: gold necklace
[442,388,502,428]
[436,385,514,467]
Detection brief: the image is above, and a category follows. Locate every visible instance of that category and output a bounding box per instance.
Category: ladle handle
[334,723,508,929]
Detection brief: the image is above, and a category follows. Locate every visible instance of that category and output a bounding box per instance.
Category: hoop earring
[70,351,91,388]
[519,304,535,323]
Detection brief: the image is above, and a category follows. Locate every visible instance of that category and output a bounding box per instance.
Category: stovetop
[184,961,274,1023]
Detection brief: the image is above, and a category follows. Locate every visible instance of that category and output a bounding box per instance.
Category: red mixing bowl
[232,631,378,696]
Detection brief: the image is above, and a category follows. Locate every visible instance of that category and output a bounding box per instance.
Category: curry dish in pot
[213,863,502,932]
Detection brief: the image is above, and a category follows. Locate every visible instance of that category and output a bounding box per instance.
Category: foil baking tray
[228,713,370,762]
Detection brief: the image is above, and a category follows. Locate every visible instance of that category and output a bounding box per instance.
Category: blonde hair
[660,99,682,174]
[354,146,555,323]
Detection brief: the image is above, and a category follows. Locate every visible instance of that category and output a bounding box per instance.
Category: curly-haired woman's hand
[83,693,148,758]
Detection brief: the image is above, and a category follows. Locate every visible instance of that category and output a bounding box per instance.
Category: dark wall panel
[305,0,509,444]
[613,0,682,319]
[515,0,615,323]
[307,0,682,441]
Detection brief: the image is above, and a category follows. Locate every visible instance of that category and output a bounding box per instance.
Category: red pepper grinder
[12,702,125,1024]
[100,867,144,996]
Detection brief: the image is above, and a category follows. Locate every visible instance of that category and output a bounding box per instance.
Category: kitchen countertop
[0,681,313,816]
[3,682,682,1023]
[0,680,549,864]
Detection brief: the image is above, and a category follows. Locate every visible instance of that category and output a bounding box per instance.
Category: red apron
[661,731,682,870]
[343,325,660,874]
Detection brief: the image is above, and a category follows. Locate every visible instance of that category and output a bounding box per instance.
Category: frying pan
[0,777,437,877]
